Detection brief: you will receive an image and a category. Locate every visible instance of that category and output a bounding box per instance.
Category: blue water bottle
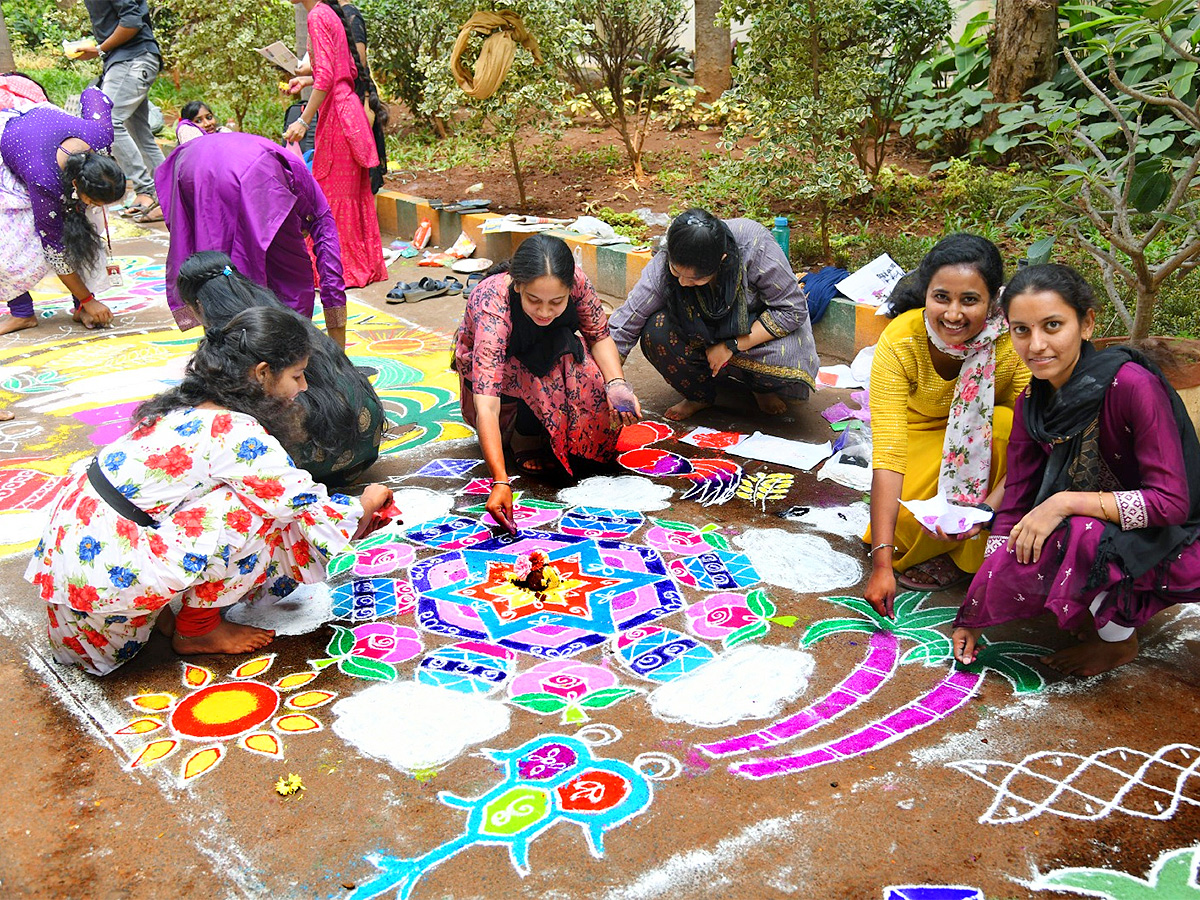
[772,216,790,259]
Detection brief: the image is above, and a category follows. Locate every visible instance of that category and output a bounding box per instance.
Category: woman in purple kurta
[0,84,124,334]
[954,264,1200,677]
[156,131,349,346]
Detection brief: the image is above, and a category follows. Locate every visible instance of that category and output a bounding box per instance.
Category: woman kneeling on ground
[953,264,1200,677]
[865,233,1031,613]
[177,251,386,488]
[608,208,819,421]
[454,234,642,531]
[25,305,393,676]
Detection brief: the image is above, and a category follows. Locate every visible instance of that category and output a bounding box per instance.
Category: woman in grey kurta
[608,208,819,420]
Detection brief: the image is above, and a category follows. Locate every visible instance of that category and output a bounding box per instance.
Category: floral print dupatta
[925,307,1007,504]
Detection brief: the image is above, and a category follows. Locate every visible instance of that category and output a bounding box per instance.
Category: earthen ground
[0,227,1196,900]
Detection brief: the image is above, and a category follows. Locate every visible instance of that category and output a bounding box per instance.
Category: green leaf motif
[327,624,356,658]
[577,687,638,709]
[746,588,776,619]
[725,620,770,649]
[1034,845,1200,899]
[702,531,731,551]
[650,517,697,533]
[339,655,399,682]
[509,692,569,714]
[768,615,798,627]
[327,553,356,578]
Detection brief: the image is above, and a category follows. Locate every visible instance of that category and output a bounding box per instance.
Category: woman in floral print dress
[454,235,642,532]
[25,304,393,676]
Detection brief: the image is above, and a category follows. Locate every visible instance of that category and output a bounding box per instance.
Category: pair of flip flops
[429,198,492,213]
[385,275,464,303]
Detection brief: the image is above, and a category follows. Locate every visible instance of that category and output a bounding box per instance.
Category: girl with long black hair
[178,251,386,487]
[609,207,820,421]
[282,0,386,288]
[0,84,125,335]
[454,234,641,531]
[25,304,394,675]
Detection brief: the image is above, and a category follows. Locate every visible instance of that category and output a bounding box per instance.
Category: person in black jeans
[77,0,165,219]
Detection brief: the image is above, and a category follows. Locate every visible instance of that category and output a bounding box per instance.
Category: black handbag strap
[86,457,158,528]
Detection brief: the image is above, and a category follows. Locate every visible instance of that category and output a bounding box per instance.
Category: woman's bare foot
[664,398,713,421]
[154,606,176,637]
[0,315,37,336]
[172,619,275,656]
[72,299,113,329]
[753,391,787,415]
[1043,632,1138,677]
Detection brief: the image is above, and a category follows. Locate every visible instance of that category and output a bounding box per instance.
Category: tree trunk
[982,0,1059,134]
[1132,277,1156,343]
[693,0,731,99]
[0,11,16,73]
[508,138,527,207]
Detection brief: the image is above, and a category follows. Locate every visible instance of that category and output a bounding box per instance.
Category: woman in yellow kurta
[864,234,1030,615]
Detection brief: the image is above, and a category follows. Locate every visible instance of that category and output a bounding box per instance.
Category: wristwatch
[975,502,996,530]
[724,338,740,354]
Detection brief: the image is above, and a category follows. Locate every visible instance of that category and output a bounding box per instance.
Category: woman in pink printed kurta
[24,305,393,675]
[284,0,385,288]
[453,235,641,530]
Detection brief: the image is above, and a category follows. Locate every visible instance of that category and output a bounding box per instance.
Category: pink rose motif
[959,379,980,403]
[350,622,422,663]
[685,593,761,640]
[353,542,416,577]
[509,660,617,701]
[644,526,708,556]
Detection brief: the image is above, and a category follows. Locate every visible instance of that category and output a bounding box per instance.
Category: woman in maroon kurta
[454,235,642,531]
[953,264,1200,677]
[283,0,385,288]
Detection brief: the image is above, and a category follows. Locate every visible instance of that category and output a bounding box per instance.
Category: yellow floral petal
[182,664,214,689]
[273,713,322,733]
[231,655,275,679]
[129,738,177,769]
[128,692,175,712]
[114,717,163,736]
[180,746,223,783]
[286,690,336,710]
[241,733,282,757]
[274,671,320,691]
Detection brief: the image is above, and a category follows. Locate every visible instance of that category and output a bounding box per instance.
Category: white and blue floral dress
[24,407,362,675]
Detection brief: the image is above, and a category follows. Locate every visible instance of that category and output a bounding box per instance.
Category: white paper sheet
[835,253,906,306]
[728,432,832,471]
[900,495,993,535]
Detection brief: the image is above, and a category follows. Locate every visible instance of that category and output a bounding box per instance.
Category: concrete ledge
[376,189,885,359]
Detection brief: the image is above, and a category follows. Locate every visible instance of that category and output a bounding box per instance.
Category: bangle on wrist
[605,377,626,386]
[492,480,512,490]
[73,292,94,310]
[870,543,895,555]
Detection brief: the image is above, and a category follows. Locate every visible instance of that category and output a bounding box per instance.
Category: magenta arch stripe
[728,668,982,780]
[698,630,900,758]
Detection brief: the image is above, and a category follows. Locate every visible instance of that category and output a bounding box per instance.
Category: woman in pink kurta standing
[283,0,386,288]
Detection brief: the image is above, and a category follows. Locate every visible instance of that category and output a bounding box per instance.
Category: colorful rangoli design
[115,656,330,786]
[410,529,684,658]
[342,729,681,900]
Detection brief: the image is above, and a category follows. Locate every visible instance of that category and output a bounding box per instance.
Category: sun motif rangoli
[115,656,332,785]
